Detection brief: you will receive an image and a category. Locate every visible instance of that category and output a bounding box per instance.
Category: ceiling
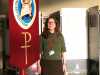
[40,0,72,6]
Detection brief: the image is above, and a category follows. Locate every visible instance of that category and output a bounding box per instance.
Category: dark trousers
[40,60,64,75]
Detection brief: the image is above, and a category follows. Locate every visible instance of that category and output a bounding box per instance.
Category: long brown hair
[42,15,60,39]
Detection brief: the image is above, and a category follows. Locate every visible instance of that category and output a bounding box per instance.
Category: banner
[9,0,40,69]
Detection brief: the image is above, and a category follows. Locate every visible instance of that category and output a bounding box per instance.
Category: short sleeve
[40,35,47,55]
[59,33,66,52]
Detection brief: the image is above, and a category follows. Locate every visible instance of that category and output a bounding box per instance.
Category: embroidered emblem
[13,0,36,29]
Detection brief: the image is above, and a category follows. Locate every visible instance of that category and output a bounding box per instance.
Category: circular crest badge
[13,0,36,29]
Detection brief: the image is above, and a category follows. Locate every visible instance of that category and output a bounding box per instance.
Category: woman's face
[48,18,56,31]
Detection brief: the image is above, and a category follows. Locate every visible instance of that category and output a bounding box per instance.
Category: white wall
[61,8,88,60]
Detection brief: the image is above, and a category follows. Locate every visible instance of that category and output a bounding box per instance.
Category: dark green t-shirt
[41,32,66,60]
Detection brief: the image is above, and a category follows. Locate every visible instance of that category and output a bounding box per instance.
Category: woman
[40,15,66,75]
